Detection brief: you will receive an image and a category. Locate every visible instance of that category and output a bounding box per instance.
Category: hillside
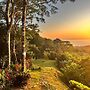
[23,60,69,90]
[75,45,90,54]
[80,59,90,86]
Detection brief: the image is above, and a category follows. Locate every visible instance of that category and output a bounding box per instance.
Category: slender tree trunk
[6,0,11,70]
[8,30,11,69]
[13,36,17,63]
[12,33,17,64]
[13,20,18,64]
[6,0,14,70]
[22,0,27,72]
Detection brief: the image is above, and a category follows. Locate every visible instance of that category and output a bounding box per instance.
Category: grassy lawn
[26,67,69,90]
[16,59,69,90]
[32,59,57,68]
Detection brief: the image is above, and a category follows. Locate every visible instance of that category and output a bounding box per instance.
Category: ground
[24,59,69,90]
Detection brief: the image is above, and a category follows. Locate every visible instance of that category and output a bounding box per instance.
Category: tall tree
[6,0,15,70]
[21,0,75,72]
[22,0,27,72]
[0,0,75,71]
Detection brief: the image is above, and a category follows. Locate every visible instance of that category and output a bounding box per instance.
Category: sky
[39,0,90,46]
[0,0,90,46]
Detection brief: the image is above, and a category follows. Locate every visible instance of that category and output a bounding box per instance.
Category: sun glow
[40,13,90,40]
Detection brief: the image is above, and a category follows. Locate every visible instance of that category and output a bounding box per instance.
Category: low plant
[31,64,41,71]
[11,72,30,88]
[0,69,30,89]
[69,80,90,90]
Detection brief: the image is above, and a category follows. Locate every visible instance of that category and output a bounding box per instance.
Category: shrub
[0,56,8,69]
[48,51,57,60]
[57,52,86,85]
[0,69,30,89]
[61,62,85,84]
[0,69,13,89]
[57,52,78,68]
[69,80,90,90]
[31,65,41,71]
[12,72,30,88]
[11,64,22,71]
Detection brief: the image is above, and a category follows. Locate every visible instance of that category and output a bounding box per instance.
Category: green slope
[24,59,69,90]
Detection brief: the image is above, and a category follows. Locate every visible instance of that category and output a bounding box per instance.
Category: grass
[25,67,69,90]
[23,59,69,90]
[32,59,57,68]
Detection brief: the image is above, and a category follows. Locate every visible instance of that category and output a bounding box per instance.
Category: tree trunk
[22,0,27,72]
[12,19,19,64]
[14,37,17,63]
[6,0,14,70]
[12,34,17,64]
[6,0,10,70]
[8,30,11,70]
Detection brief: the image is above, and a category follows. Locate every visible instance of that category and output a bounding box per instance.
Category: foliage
[0,69,13,89]
[69,80,90,90]
[31,64,41,71]
[57,52,85,85]
[11,72,30,88]
[26,29,73,60]
[57,52,79,68]
[80,57,90,86]
[61,62,85,84]
[0,69,30,89]
[0,23,8,59]
[0,56,8,69]
[48,51,58,60]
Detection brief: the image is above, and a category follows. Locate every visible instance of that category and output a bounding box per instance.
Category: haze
[40,0,90,46]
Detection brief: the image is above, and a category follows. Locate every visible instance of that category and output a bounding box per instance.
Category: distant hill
[75,45,90,54]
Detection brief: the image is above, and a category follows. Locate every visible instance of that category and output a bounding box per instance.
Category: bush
[69,80,90,90]
[48,51,57,60]
[31,65,41,71]
[0,56,8,69]
[0,69,13,89]
[0,69,30,89]
[57,52,78,68]
[57,52,86,85]
[12,72,30,88]
[11,64,22,71]
[61,62,85,84]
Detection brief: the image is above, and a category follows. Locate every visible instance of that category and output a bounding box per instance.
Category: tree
[0,23,8,68]
[0,0,75,71]
[21,0,27,72]
[6,0,15,70]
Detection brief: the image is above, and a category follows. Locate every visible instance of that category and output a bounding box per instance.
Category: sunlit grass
[24,59,69,90]
[32,59,57,68]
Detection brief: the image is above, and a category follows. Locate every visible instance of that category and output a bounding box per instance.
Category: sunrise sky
[0,0,90,46]
[39,0,90,46]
